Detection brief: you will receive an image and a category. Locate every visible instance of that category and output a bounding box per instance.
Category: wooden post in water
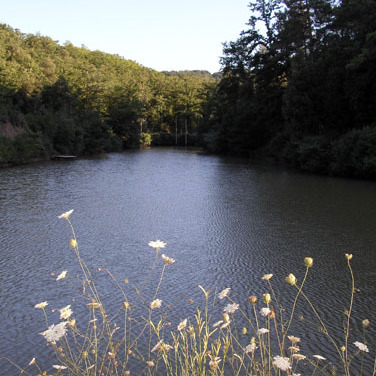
[184,117,188,147]
[175,117,178,146]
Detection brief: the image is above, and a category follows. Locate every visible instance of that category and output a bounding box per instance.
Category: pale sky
[0,0,251,73]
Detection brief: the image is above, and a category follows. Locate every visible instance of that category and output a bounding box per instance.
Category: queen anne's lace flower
[223,303,239,314]
[313,355,326,361]
[262,274,273,280]
[150,299,162,309]
[60,305,73,320]
[293,354,306,361]
[218,288,231,299]
[58,210,74,219]
[151,339,173,352]
[272,356,291,372]
[53,365,67,370]
[354,341,369,352]
[40,322,68,342]
[288,335,301,344]
[56,271,67,281]
[260,307,271,317]
[148,240,166,250]
[245,343,257,353]
[35,301,48,309]
[177,319,187,331]
[161,254,175,264]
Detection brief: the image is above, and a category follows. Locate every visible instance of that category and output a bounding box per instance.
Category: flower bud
[341,346,345,352]
[263,293,271,304]
[285,274,297,285]
[248,295,258,305]
[222,313,230,323]
[123,301,130,309]
[345,253,353,260]
[69,239,78,248]
[242,327,247,335]
[362,319,370,328]
[304,257,313,268]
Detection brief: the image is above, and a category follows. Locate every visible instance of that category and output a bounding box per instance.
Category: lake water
[1,148,375,374]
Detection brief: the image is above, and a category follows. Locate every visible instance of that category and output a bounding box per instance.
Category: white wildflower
[35,301,48,309]
[223,303,239,314]
[260,307,271,317]
[40,322,68,342]
[262,274,273,280]
[148,240,166,250]
[151,339,172,352]
[313,355,326,361]
[28,358,36,366]
[245,343,257,353]
[257,328,269,335]
[288,346,300,353]
[218,288,231,299]
[273,356,291,372]
[53,365,67,370]
[288,335,301,344]
[161,254,175,264]
[56,271,67,281]
[59,305,73,320]
[58,209,73,219]
[293,354,306,361]
[150,299,162,309]
[354,341,369,352]
[177,319,187,331]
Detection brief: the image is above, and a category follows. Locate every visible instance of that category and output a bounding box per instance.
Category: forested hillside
[201,0,376,179]
[0,24,216,164]
[1,0,376,180]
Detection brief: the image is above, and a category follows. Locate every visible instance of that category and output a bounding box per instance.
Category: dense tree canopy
[200,0,376,179]
[1,0,376,180]
[0,24,216,164]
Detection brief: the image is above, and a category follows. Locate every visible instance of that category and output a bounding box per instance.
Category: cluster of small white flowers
[34,301,48,309]
[59,305,73,320]
[223,303,239,314]
[272,356,291,372]
[148,240,166,250]
[151,339,173,353]
[161,254,175,264]
[218,288,231,299]
[260,307,271,317]
[177,319,187,331]
[40,322,68,343]
[354,341,369,352]
[244,342,257,354]
[150,299,162,309]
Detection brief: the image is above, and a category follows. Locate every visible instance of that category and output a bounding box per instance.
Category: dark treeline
[0,24,216,164]
[200,0,376,179]
[1,0,376,180]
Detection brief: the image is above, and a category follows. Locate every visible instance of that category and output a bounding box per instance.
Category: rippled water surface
[1,148,375,374]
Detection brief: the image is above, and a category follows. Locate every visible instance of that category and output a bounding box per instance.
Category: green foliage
[0,24,216,165]
[139,132,152,148]
[200,0,376,179]
[332,126,376,179]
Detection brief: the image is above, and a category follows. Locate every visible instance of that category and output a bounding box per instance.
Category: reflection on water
[1,148,375,374]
